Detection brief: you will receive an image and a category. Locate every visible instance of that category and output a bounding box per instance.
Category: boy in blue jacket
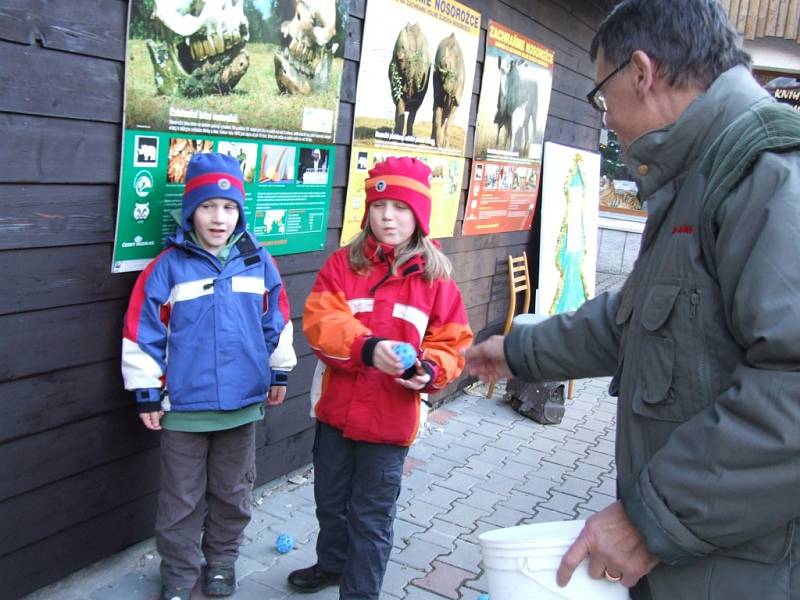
[121,152,296,600]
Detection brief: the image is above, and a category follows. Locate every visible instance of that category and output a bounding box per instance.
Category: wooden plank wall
[0,0,610,596]
[719,0,800,40]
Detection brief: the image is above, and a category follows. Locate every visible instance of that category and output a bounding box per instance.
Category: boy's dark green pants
[155,423,256,590]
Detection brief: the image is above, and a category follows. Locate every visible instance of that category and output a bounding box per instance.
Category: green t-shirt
[162,402,265,432]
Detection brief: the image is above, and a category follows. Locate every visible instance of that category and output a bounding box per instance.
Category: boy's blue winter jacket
[122,229,285,413]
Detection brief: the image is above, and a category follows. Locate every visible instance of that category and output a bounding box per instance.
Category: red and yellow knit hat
[361,156,433,236]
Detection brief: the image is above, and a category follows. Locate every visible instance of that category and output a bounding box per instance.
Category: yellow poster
[340,0,480,246]
[341,146,465,245]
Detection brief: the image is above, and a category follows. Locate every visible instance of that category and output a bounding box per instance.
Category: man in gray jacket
[465,1,800,598]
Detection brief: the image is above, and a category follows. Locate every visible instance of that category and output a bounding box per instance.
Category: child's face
[192,198,239,255]
[368,198,416,247]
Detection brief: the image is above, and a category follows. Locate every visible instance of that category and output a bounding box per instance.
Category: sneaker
[287,564,341,593]
[202,563,236,597]
[160,586,191,600]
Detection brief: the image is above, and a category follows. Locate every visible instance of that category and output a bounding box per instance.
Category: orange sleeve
[421,280,473,390]
[303,253,372,370]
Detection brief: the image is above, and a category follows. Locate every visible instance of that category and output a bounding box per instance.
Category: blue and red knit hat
[361,156,433,236]
[182,152,247,232]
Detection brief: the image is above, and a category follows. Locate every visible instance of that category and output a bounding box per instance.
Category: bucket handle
[517,557,570,598]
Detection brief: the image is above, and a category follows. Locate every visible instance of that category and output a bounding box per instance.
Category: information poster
[340,0,481,245]
[112,0,348,272]
[340,147,464,244]
[536,142,600,316]
[462,21,554,236]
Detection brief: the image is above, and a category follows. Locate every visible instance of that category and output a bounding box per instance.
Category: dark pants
[313,422,408,600]
[155,424,256,589]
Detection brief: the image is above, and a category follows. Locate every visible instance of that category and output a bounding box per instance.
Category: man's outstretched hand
[463,335,512,383]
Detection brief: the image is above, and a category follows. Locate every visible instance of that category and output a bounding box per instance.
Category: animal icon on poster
[133,202,151,222]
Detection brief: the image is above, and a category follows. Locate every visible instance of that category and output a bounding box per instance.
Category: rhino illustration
[274,0,338,95]
[494,56,539,155]
[431,34,465,148]
[388,23,431,138]
[145,0,251,97]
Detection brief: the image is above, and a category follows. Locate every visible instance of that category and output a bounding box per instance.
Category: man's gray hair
[590,0,751,89]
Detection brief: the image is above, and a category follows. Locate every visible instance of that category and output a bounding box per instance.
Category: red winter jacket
[303,237,473,446]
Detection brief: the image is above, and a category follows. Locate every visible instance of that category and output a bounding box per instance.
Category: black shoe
[287,564,341,593]
[160,586,191,600]
[202,563,236,597]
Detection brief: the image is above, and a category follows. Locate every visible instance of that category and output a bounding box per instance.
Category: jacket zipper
[689,288,711,405]
[689,290,700,318]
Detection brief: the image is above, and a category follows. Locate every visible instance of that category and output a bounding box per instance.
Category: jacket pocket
[715,519,795,564]
[631,280,707,422]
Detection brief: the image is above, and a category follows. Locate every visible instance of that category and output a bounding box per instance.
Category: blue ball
[477,594,490,600]
[393,343,417,370]
[275,533,293,554]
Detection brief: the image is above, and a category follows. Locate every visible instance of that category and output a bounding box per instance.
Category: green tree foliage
[600,130,632,180]
[129,0,157,39]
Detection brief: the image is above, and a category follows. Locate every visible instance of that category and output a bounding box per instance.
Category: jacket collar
[167,226,254,272]
[363,234,427,273]
[626,66,771,198]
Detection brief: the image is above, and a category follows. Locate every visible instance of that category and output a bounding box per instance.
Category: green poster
[112,0,348,273]
[112,134,334,272]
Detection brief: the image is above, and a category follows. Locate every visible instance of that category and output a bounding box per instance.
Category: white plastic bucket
[478,520,628,600]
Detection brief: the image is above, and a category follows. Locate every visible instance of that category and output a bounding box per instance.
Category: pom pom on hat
[182,152,247,233]
[361,157,432,236]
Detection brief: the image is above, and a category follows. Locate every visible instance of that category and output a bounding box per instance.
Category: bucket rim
[478,520,585,546]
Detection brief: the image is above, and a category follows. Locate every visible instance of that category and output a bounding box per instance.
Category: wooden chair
[487,252,531,399]
[486,251,576,401]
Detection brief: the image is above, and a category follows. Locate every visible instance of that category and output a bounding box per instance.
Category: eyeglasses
[586,58,631,112]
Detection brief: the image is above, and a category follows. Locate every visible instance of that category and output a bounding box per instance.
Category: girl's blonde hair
[348,223,453,281]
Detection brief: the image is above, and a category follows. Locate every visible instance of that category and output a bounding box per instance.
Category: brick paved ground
[25,378,618,600]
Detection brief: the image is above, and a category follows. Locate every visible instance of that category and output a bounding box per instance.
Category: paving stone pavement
[24,378,618,600]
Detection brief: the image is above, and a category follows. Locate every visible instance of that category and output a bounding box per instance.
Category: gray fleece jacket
[506,66,800,599]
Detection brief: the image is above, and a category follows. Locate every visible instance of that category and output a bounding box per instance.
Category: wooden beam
[786,0,800,38]
[767,0,781,35]
[719,0,733,18]
[729,0,743,31]
[746,0,761,38]
[757,0,770,36]
[738,0,752,34]
[777,0,791,34]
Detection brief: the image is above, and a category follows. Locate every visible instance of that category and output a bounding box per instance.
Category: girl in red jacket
[289,157,473,599]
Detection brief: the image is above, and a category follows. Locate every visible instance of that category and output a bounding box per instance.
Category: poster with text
[339,0,479,246]
[113,133,335,273]
[112,0,348,272]
[339,146,465,245]
[536,142,600,316]
[462,21,554,236]
[351,0,481,157]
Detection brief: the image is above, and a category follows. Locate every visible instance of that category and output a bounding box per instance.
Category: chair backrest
[503,251,531,335]
[487,251,533,399]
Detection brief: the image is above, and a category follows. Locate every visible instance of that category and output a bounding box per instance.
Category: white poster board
[536,142,600,315]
